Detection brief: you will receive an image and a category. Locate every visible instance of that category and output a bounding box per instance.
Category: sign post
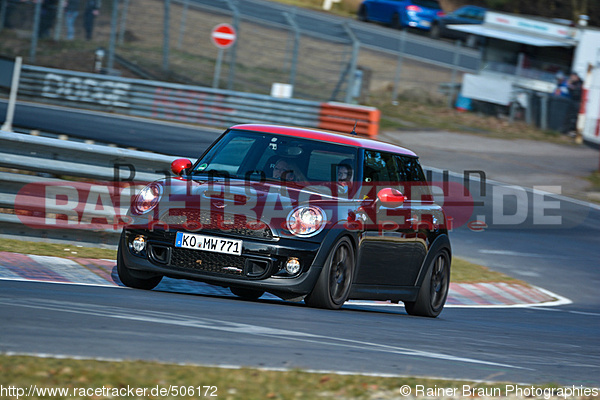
[1,56,22,132]
[211,23,236,88]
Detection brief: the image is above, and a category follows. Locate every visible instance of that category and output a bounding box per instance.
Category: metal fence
[0,128,449,246]
[16,64,381,136]
[0,129,175,246]
[1,0,472,105]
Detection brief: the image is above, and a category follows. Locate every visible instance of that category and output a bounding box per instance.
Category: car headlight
[132,182,163,215]
[286,206,326,237]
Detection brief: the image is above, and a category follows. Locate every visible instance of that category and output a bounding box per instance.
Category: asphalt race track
[0,100,221,158]
[0,280,597,385]
[0,104,599,386]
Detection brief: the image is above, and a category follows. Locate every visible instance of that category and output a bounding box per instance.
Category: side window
[466,9,482,21]
[395,155,431,200]
[461,8,473,19]
[399,156,426,182]
[306,150,356,182]
[456,9,468,18]
[363,150,400,185]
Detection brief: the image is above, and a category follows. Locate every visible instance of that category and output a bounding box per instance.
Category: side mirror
[171,158,192,176]
[377,188,407,208]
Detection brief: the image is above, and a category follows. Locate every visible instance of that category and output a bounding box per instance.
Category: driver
[272,159,305,182]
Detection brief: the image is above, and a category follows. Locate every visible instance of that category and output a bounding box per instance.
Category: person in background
[83,0,100,40]
[566,72,583,135]
[39,0,59,38]
[64,0,81,40]
[553,71,570,98]
[567,72,583,103]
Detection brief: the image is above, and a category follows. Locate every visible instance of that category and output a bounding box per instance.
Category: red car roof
[231,124,417,157]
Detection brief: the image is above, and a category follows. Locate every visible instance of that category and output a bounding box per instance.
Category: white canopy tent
[448,24,577,47]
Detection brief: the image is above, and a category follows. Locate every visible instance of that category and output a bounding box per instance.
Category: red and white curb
[0,252,571,308]
[347,283,571,308]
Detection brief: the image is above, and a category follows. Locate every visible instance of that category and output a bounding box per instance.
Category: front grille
[170,248,245,276]
[161,209,274,239]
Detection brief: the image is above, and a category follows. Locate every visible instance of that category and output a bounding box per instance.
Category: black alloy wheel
[305,237,355,309]
[404,249,450,317]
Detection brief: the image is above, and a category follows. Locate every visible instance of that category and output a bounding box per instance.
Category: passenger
[337,162,353,193]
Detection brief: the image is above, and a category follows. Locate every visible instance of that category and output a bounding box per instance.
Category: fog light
[285,257,301,275]
[132,235,146,253]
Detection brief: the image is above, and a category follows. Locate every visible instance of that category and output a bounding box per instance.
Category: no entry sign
[211,23,237,49]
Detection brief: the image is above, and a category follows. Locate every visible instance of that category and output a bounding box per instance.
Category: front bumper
[120,228,325,297]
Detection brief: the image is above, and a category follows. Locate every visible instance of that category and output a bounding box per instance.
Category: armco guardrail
[0,130,178,246]
[16,65,380,137]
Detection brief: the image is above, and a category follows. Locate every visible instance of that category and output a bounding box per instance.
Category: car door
[354,149,420,287]
[371,0,403,24]
[395,154,443,275]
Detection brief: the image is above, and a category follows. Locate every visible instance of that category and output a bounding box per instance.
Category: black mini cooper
[118,124,451,317]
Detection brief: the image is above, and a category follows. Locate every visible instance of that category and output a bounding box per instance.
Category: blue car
[358,0,444,31]
[430,5,486,46]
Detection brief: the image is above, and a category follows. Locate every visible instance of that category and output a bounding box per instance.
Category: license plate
[175,232,242,256]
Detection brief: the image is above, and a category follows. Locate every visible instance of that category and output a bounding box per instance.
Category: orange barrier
[318,102,380,137]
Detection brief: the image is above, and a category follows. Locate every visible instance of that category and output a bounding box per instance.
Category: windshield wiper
[193,169,230,177]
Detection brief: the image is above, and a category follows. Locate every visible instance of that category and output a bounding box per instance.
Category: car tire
[117,245,162,290]
[430,23,440,39]
[357,5,368,21]
[404,249,450,318]
[305,237,355,310]
[230,287,265,300]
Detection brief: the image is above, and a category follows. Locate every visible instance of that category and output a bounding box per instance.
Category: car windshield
[413,0,440,9]
[192,129,358,184]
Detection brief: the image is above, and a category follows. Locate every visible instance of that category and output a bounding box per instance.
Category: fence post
[509,90,518,123]
[283,12,300,89]
[343,22,359,104]
[0,0,7,32]
[29,0,42,63]
[392,29,407,103]
[177,0,189,49]
[1,56,22,132]
[524,90,533,124]
[53,0,66,40]
[540,93,548,131]
[225,0,240,91]
[163,0,171,72]
[448,40,461,108]
[118,0,130,45]
[107,0,120,71]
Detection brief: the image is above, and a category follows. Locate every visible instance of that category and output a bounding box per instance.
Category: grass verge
[0,238,117,260]
[0,238,523,285]
[587,171,600,190]
[372,98,575,144]
[1,354,567,400]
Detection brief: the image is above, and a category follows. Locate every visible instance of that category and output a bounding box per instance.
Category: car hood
[127,177,358,238]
